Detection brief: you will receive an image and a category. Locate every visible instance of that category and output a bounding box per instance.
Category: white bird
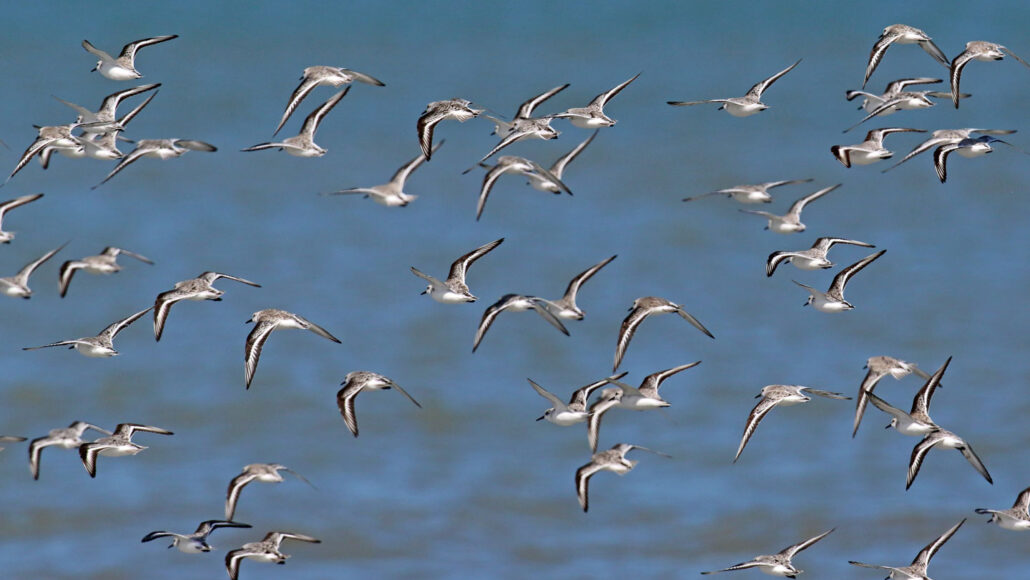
[474,155,570,221]
[864,356,950,437]
[846,77,944,113]
[542,254,616,321]
[950,41,1030,108]
[479,83,568,162]
[735,385,850,463]
[529,372,627,426]
[336,371,421,437]
[574,443,670,512]
[58,246,153,298]
[883,128,1017,172]
[23,307,152,358]
[53,83,160,134]
[613,296,713,372]
[81,35,178,81]
[472,294,568,352]
[975,486,1030,531]
[274,65,384,135]
[684,178,812,204]
[668,59,801,117]
[906,427,992,490]
[0,193,44,244]
[701,528,835,578]
[862,24,948,88]
[552,74,639,128]
[141,520,252,554]
[852,356,931,438]
[225,531,321,580]
[0,242,65,299]
[152,271,261,341]
[93,138,217,188]
[7,125,83,183]
[27,421,111,480]
[225,463,313,520]
[739,183,839,234]
[932,135,1018,183]
[244,309,340,389]
[78,423,173,478]
[416,98,483,160]
[766,236,874,276]
[850,519,964,578]
[831,128,924,168]
[242,88,348,157]
[793,250,886,313]
[410,238,503,303]
[525,130,598,193]
[325,141,442,207]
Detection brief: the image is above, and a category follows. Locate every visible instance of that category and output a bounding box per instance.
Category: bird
[53,83,160,134]
[541,254,616,320]
[225,463,313,520]
[416,98,483,160]
[701,528,835,578]
[975,486,1030,531]
[78,423,173,478]
[0,242,65,299]
[529,372,627,426]
[932,135,1018,183]
[852,356,931,437]
[602,361,701,411]
[862,24,948,88]
[273,65,384,135]
[7,124,83,183]
[324,141,442,207]
[551,73,640,128]
[225,531,321,580]
[478,115,561,164]
[152,271,261,341]
[739,183,839,234]
[883,128,1017,172]
[27,421,111,480]
[0,436,26,452]
[336,371,421,437]
[0,193,44,244]
[766,237,875,276]
[842,88,963,133]
[831,128,924,167]
[949,41,1030,108]
[23,306,152,358]
[906,427,992,489]
[241,88,348,157]
[58,246,153,297]
[792,250,886,313]
[484,83,567,138]
[410,238,503,303]
[734,385,850,462]
[93,138,217,188]
[586,388,623,453]
[846,77,945,113]
[667,59,801,117]
[524,130,598,194]
[864,356,951,438]
[472,294,569,352]
[850,519,965,578]
[141,520,252,554]
[473,156,570,220]
[81,35,178,80]
[574,443,670,512]
[244,309,341,389]
[683,178,813,204]
[613,296,713,372]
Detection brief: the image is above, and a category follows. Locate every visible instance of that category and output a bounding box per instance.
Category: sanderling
[613,296,713,372]
[142,520,252,554]
[701,528,835,577]
[604,361,701,411]
[93,138,217,188]
[586,388,623,453]
[417,98,483,160]
[274,65,384,135]
[684,178,813,204]
[852,356,930,438]
[82,35,178,81]
[864,359,949,438]
[542,254,616,321]
[668,59,801,117]
[473,156,570,221]
[739,183,839,234]
[831,128,924,167]
[950,40,1030,108]
[225,531,321,580]
[325,141,442,207]
[472,294,568,352]
[7,125,82,183]
[79,423,173,478]
[0,193,44,244]
[225,463,313,520]
[23,306,152,358]
[526,130,598,193]
[575,443,670,512]
[337,371,421,438]
[883,128,1017,172]
[529,371,627,426]
[843,88,963,133]
[244,309,340,389]
[906,427,992,489]
[933,135,1018,182]
[767,237,874,277]
[486,83,568,137]
[850,519,964,578]
[54,83,160,133]
[846,77,943,113]
[242,89,348,157]
[793,250,886,313]
[410,238,503,303]
[552,73,639,128]
[734,385,850,463]
[28,421,111,480]
[152,271,261,341]
[0,242,65,299]
[975,486,1030,531]
[58,246,153,298]
[862,24,948,88]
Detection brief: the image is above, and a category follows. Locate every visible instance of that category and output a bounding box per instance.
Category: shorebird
[976,486,1030,531]
[850,519,965,578]
[473,155,570,221]
[613,296,713,372]
[81,35,178,81]
[0,243,65,299]
[734,385,850,462]
[325,141,442,207]
[864,357,951,437]
[529,372,627,426]
[793,250,886,313]
[668,59,801,117]
[862,24,948,88]
[479,117,561,163]
[766,237,874,276]
[552,73,639,128]
[274,65,384,135]
[79,423,173,478]
[7,125,82,183]
[152,271,261,341]
[417,98,483,160]
[58,246,153,298]
[244,309,341,389]
[701,528,835,577]
[684,178,812,204]
[739,183,839,234]
[242,88,347,157]
[843,88,964,133]
[93,138,217,188]
[883,128,1017,172]
[23,307,152,358]
[225,463,313,520]
[846,77,944,113]
[542,254,616,321]
[485,83,567,138]
[906,427,992,489]
[950,41,1030,108]
[27,421,111,480]
[142,520,252,554]
[410,238,503,303]
[337,371,421,437]
[525,130,598,193]
[225,531,321,580]
[603,361,701,411]
[852,356,931,437]
[472,294,568,352]
[932,135,1018,183]
[0,193,44,244]
[831,128,924,167]
[586,388,623,453]
[53,83,159,133]
[575,443,670,512]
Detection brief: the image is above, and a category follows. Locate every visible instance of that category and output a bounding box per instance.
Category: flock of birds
[0,22,1028,579]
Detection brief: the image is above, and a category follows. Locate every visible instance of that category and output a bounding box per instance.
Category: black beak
[535,415,545,421]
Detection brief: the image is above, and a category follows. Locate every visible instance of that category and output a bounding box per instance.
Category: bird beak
[245,318,252,324]
[420,290,427,295]
[754,394,762,399]
[535,415,545,421]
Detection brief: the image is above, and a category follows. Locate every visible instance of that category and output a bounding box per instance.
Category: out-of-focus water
[1,2,1029,578]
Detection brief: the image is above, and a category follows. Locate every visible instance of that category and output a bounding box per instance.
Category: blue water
[1,2,1029,578]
